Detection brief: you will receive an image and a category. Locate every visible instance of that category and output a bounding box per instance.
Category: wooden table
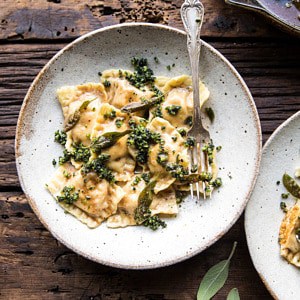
[0,1,299,299]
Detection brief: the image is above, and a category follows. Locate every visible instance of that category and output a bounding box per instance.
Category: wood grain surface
[0,0,299,299]
[0,0,285,40]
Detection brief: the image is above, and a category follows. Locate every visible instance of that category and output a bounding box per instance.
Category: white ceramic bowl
[245,111,300,299]
[16,23,261,269]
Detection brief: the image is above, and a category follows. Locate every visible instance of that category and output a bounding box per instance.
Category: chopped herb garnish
[58,149,72,165]
[166,65,171,71]
[141,173,150,183]
[184,116,193,127]
[54,130,67,146]
[72,143,91,163]
[115,118,124,128]
[205,186,212,193]
[178,128,187,137]
[212,177,222,188]
[104,109,116,120]
[196,18,201,23]
[276,180,280,185]
[166,163,189,181]
[127,122,161,164]
[152,105,163,118]
[179,172,213,183]
[82,154,115,183]
[125,57,155,89]
[154,57,159,63]
[200,172,213,182]
[281,193,289,199]
[172,136,178,142]
[165,105,181,116]
[280,201,288,212]
[202,142,215,164]
[151,85,164,99]
[58,143,90,165]
[57,186,79,204]
[98,71,102,76]
[216,145,222,152]
[132,176,141,186]
[63,170,71,179]
[143,215,167,230]
[128,118,137,128]
[103,80,111,88]
[157,149,169,166]
[184,136,195,148]
[175,191,187,204]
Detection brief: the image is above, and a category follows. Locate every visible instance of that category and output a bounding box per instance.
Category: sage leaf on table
[227,288,240,300]
[197,242,237,300]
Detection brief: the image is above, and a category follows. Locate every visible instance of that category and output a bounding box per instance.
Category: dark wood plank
[0,0,285,40]
[0,191,272,299]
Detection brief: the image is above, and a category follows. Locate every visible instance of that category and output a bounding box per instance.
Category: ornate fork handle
[181,0,204,134]
[181,1,211,200]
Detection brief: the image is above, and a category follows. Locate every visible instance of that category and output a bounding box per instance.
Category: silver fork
[181,0,212,200]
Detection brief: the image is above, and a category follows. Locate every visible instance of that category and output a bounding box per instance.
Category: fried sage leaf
[227,288,240,300]
[283,173,300,198]
[133,180,166,230]
[64,99,95,132]
[91,130,132,153]
[197,242,237,300]
[64,110,81,132]
[134,180,156,225]
[121,95,163,113]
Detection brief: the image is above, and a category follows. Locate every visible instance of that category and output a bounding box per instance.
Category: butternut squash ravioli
[46,58,221,230]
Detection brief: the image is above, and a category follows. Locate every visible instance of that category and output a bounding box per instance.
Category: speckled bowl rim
[15,23,262,269]
[245,110,300,299]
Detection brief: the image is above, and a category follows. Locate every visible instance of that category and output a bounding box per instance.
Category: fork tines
[188,140,212,201]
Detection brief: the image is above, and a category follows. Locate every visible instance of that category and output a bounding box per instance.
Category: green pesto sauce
[127,120,161,165]
[103,109,116,120]
[57,186,79,204]
[165,105,181,116]
[81,154,115,183]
